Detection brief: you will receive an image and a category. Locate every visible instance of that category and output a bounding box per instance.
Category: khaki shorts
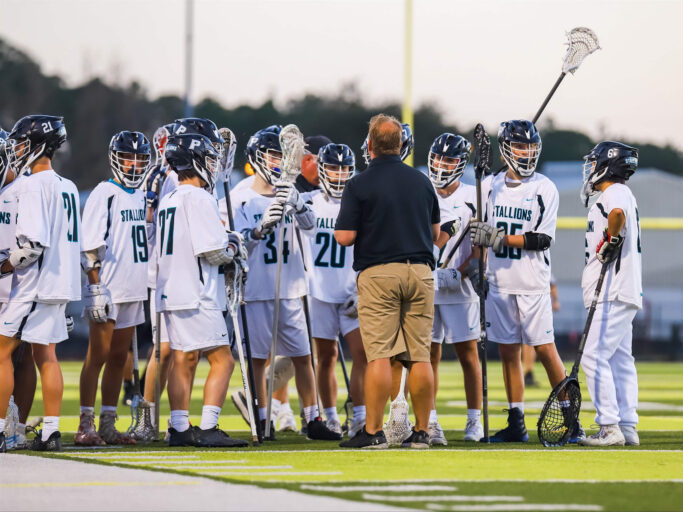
[357,262,434,363]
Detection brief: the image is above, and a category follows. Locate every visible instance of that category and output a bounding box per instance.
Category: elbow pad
[9,240,44,270]
[294,207,316,231]
[80,246,105,272]
[523,232,552,251]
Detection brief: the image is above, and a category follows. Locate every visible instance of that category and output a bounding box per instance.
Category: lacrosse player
[76,131,151,446]
[230,125,341,441]
[470,120,580,443]
[156,133,247,447]
[306,143,367,437]
[427,133,484,444]
[578,141,642,447]
[0,115,80,452]
[360,122,414,169]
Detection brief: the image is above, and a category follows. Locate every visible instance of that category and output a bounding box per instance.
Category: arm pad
[523,232,552,251]
[9,240,44,269]
[294,206,316,231]
[80,247,104,273]
[200,247,233,266]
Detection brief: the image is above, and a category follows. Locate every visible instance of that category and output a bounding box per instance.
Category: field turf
[18,360,683,511]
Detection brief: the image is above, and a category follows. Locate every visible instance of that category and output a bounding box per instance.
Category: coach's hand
[258,201,285,236]
[470,221,504,252]
[341,293,358,318]
[84,283,113,324]
[596,229,624,264]
[436,268,461,291]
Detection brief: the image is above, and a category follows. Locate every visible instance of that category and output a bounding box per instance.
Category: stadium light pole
[402,0,414,167]
[184,0,194,117]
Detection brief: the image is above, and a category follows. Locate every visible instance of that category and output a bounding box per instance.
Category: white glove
[84,283,113,324]
[436,268,461,291]
[258,201,285,235]
[65,315,74,333]
[275,182,305,212]
[9,243,43,269]
[0,249,11,278]
[227,232,248,262]
[341,294,358,318]
[470,220,505,252]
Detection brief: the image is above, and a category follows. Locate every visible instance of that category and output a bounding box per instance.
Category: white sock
[352,405,366,421]
[281,402,292,413]
[303,405,319,423]
[170,410,190,432]
[101,405,117,415]
[149,403,156,427]
[429,409,438,423]
[259,407,268,421]
[560,400,571,408]
[0,418,5,433]
[467,409,481,421]
[272,398,282,416]
[80,406,95,416]
[42,416,59,441]
[324,407,338,423]
[199,405,221,430]
[510,402,525,414]
[17,423,26,435]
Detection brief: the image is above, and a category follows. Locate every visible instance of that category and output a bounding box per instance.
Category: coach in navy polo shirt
[335,114,440,449]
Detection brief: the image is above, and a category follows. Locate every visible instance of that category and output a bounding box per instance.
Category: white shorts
[431,302,480,344]
[0,301,68,345]
[310,297,360,340]
[242,299,310,360]
[81,300,145,329]
[485,289,555,346]
[150,290,169,343]
[163,307,229,353]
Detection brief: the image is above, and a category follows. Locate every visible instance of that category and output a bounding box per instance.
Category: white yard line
[301,484,459,492]
[165,465,293,470]
[119,459,246,465]
[201,471,344,476]
[427,505,603,512]
[364,494,524,502]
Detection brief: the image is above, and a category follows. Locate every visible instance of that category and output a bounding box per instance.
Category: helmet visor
[428,152,466,187]
[501,141,541,176]
[110,151,151,189]
[320,163,354,198]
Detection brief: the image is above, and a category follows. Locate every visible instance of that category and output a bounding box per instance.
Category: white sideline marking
[445,399,683,412]
[121,459,246,465]
[160,465,293,470]
[363,493,524,503]
[301,484,459,492]
[201,471,343,476]
[427,505,602,511]
[85,455,201,460]
[294,478,683,484]
[175,449,683,454]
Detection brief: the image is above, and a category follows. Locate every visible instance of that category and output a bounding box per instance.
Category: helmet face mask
[153,124,174,166]
[109,131,151,189]
[498,120,541,177]
[0,130,9,188]
[317,143,355,198]
[427,133,471,188]
[246,125,283,185]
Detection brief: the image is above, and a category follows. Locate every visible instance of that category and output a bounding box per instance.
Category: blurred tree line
[1,38,681,191]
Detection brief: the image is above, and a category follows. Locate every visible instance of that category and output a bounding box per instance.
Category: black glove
[466,259,489,299]
[596,229,624,264]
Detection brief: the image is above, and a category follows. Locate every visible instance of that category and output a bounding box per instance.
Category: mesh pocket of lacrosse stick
[537,377,582,447]
[563,27,600,74]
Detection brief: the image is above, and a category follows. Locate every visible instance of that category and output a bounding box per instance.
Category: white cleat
[428,420,448,446]
[620,425,640,446]
[463,417,484,442]
[348,417,366,438]
[578,424,625,446]
[276,408,298,432]
[326,418,343,436]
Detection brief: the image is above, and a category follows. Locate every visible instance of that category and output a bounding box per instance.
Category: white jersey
[307,191,355,303]
[434,183,478,305]
[582,183,642,309]
[81,180,148,303]
[155,184,227,312]
[11,170,81,303]
[147,170,178,289]
[0,177,22,302]
[231,186,309,301]
[483,172,558,295]
[218,175,255,222]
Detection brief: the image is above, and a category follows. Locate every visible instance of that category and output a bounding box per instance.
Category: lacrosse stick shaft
[337,336,352,402]
[440,223,471,269]
[132,328,141,396]
[532,73,567,124]
[232,308,259,443]
[475,167,490,442]
[399,367,407,397]
[154,311,161,439]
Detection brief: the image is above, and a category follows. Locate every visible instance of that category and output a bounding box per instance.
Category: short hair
[368,114,402,157]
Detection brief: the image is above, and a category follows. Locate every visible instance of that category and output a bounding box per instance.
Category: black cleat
[340,427,388,449]
[0,432,6,453]
[122,380,134,406]
[306,417,342,441]
[401,429,430,449]
[569,419,586,444]
[195,426,248,448]
[168,426,198,447]
[490,408,529,443]
[30,431,62,451]
[259,420,276,441]
[524,371,538,388]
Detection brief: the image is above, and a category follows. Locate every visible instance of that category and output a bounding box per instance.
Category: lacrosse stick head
[278,124,305,182]
[563,27,600,75]
[473,123,492,180]
[537,376,582,447]
[218,127,237,183]
[384,396,412,446]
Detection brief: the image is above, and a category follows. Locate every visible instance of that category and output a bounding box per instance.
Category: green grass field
[19,360,683,511]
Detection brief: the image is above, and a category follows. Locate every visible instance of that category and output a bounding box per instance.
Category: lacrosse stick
[538,261,609,447]
[337,336,353,433]
[218,127,237,184]
[472,123,492,442]
[384,367,412,446]
[494,27,601,174]
[440,222,471,270]
[153,311,161,440]
[265,124,306,438]
[126,328,145,435]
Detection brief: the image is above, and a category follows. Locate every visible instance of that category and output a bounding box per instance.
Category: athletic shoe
[464,417,484,442]
[74,412,106,446]
[98,411,136,445]
[326,418,343,436]
[195,426,248,448]
[568,420,586,444]
[231,390,251,427]
[490,408,529,443]
[168,426,197,447]
[524,371,539,388]
[14,430,28,450]
[131,401,156,443]
[428,421,447,446]
[306,417,342,441]
[620,425,640,446]
[0,432,6,453]
[578,424,625,446]
[276,408,298,432]
[339,427,388,449]
[401,429,430,449]
[348,417,366,438]
[260,419,277,441]
[4,398,19,450]
[122,380,134,406]
[30,431,62,451]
